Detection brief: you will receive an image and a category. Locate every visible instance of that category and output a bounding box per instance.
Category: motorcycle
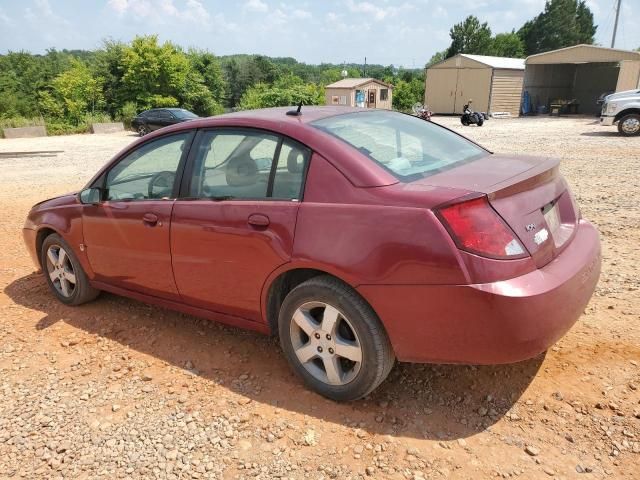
[460,100,486,126]
[412,102,433,121]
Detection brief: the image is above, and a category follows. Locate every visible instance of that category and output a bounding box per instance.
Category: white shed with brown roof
[425,54,525,116]
[325,78,393,109]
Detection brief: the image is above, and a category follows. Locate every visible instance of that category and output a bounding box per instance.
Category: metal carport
[524,44,640,115]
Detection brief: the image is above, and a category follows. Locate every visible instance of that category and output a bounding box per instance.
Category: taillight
[436,196,528,259]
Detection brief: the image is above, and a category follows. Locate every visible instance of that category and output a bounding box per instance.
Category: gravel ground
[0,117,638,480]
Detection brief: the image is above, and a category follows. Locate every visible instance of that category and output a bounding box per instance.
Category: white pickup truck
[600,89,640,136]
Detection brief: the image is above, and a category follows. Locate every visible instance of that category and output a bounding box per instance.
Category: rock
[141,374,153,381]
[525,445,540,456]
[112,404,120,412]
[543,467,555,476]
[478,406,488,416]
[366,466,375,476]
[303,429,317,446]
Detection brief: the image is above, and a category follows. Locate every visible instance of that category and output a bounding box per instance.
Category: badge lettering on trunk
[525,223,536,232]
[533,228,549,245]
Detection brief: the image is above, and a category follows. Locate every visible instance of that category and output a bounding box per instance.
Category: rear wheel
[617,114,640,136]
[137,124,150,136]
[278,275,395,401]
[41,234,99,305]
[477,117,484,126]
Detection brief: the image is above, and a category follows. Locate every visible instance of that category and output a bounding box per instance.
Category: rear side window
[188,130,310,200]
[312,111,487,181]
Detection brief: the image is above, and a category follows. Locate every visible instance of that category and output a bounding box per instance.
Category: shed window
[339,95,347,105]
[380,89,389,101]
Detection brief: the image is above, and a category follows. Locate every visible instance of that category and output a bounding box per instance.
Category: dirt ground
[0,116,638,480]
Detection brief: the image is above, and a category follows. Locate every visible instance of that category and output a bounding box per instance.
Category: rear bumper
[600,116,615,126]
[358,220,601,364]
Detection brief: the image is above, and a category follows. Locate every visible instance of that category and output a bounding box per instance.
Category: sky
[0,0,638,67]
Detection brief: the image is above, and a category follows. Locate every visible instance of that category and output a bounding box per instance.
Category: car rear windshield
[312,111,487,181]
[171,109,198,119]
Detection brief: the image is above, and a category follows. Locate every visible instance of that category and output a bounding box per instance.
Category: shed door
[454,69,492,114]
[425,69,458,114]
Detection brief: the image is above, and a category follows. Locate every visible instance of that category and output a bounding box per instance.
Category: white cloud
[291,9,311,19]
[24,0,69,26]
[0,7,13,26]
[244,0,268,13]
[107,0,129,14]
[107,0,212,25]
[346,0,388,21]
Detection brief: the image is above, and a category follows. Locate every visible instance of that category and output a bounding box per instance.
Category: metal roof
[325,77,393,89]
[460,54,525,70]
[526,44,640,64]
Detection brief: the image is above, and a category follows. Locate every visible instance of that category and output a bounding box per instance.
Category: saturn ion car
[23,107,601,401]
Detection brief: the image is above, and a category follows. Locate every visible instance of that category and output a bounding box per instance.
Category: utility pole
[611,0,621,48]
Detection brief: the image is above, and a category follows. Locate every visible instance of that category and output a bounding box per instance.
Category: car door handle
[142,213,159,226]
[247,213,270,227]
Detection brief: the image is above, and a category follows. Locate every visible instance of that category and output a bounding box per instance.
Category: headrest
[226,155,258,187]
[287,149,305,174]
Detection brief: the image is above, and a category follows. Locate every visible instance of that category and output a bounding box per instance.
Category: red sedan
[23,107,601,401]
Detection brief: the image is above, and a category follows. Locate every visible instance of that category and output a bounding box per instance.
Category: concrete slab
[2,126,47,139]
[90,122,125,134]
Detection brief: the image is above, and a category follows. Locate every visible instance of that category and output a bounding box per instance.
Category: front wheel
[618,114,640,136]
[461,116,470,126]
[137,124,150,136]
[41,234,100,305]
[278,276,395,401]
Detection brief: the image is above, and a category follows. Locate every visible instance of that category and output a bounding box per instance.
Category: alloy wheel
[289,301,363,386]
[45,245,76,298]
[621,117,640,135]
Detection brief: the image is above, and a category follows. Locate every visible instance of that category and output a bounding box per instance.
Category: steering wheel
[148,171,176,199]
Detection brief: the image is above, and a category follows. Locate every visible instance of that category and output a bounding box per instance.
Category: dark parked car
[131,108,198,136]
[23,107,601,401]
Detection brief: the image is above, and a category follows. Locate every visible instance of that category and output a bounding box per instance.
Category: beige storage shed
[325,78,393,109]
[425,54,525,116]
[524,45,640,115]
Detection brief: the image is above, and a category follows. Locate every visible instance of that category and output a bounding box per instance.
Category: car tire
[278,275,395,401]
[41,233,100,306]
[137,124,150,136]
[617,114,640,136]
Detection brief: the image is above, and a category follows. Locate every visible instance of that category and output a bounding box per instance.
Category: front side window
[105,133,189,201]
[189,130,310,200]
[312,111,487,181]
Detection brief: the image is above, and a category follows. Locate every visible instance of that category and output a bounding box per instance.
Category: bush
[117,102,138,128]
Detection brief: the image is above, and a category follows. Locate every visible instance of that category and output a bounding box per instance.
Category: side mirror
[79,188,101,205]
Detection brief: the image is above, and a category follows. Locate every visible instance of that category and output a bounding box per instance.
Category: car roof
[196,106,365,125]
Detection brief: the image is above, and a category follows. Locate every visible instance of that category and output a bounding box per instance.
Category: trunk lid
[420,154,579,267]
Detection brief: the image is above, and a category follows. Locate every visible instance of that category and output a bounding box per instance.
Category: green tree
[392,78,425,111]
[49,58,104,124]
[427,50,447,66]
[239,74,324,110]
[490,32,525,57]
[518,0,596,55]
[446,16,493,58]
[187,50,226,105]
